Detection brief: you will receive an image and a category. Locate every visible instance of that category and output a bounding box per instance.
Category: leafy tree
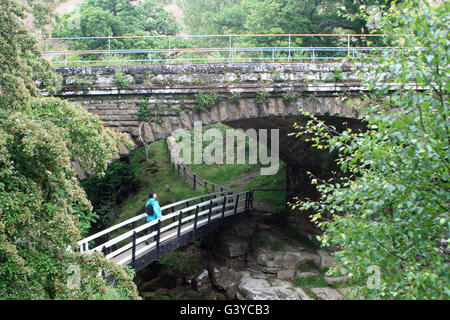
[52,0,180,51]
[179,0,397,46]
[292,0,449,299]
[0,0,139,299]
[0,0,60,105]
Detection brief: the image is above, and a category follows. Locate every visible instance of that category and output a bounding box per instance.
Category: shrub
[228,92,241,104]
[115,72,129,88]
[255,89,269,103]
[137,100,151,121]
[282,92,297,103]
[194,91,220,112]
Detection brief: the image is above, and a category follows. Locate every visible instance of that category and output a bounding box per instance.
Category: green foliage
[255,89,269,104]
[183,123,261,185]
[52,0,179,43]
[292,0,450,300]
[244,166,286,213]
[115,72,129,88]
[228,92,242,104]
[110,140,205,223]
[285,225,320,250]
[73,75,92,90]
[332,68,344,82]
[248,232,271,253]
[157,251,200,278]
[137,100,151,121]
[265,277,275,287]
[269,239,286,251]
[179,0,394,46]
[174,107,183,116]
[273,73,285,83]
[282,92,297,104]
[0,0,60,105]
[81,157,138,228]
[50,0,191,64]
[325,67,344,82]
[0,0,139,299]
[248,232,286,254]
[297,261,316,273]
[293,275,328,289]
[194,91,220,112]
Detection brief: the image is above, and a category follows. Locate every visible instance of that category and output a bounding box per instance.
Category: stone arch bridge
[54,62,368,224]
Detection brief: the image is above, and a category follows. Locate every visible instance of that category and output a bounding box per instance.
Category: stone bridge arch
[54,62,365,156]
[55,62,368,235]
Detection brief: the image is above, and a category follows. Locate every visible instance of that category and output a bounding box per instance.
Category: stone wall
[53,62,365,151]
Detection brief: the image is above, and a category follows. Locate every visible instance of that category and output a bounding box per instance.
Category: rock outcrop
[137,210,353,300]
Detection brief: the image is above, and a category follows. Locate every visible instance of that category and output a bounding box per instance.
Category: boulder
[310,287,345,300]
[277,269,296,281]
[296,271,320,278]
[318,250,336,269]
[256,248,321,275]
[295,288,313,300]
[195,269,210,288]
[210,266,243,299]
[236,274,276,300]
[223,240,247,258]
[236,274,310,300]
[324,275,348,285]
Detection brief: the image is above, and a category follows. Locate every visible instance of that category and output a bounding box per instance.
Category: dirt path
[223,170,260,192]
[223,170,279,213]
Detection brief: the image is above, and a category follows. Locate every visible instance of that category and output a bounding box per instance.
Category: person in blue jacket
[145,191,162,245]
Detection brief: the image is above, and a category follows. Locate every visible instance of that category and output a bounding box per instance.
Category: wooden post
[193,174,196,190]
[156,220,161,253]
[131,231,136,269]
[106,233,111,254]
[193,206,199,239]
[234,194,240,215]
[244,192,249,215]
[208,200,212,223]
[102,246,107,257]
[221,195,227,218]
[177,211,183,239]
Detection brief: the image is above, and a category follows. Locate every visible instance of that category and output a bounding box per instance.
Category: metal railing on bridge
[77,190,252,271]
[39,33,392,66]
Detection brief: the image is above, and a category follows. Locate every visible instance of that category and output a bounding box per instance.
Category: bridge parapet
[52,62,365,178]
[56,62,364,93]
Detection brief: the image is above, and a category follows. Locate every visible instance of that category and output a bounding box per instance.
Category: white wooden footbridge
[77,191,254,271]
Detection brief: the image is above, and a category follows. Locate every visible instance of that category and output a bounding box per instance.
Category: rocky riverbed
[135,210,354,300]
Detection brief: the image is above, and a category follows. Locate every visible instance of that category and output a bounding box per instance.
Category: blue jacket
[146,198,162,222]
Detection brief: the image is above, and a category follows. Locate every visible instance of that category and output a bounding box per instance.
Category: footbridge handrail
[77,190,232,251]
[78,189,254,271]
